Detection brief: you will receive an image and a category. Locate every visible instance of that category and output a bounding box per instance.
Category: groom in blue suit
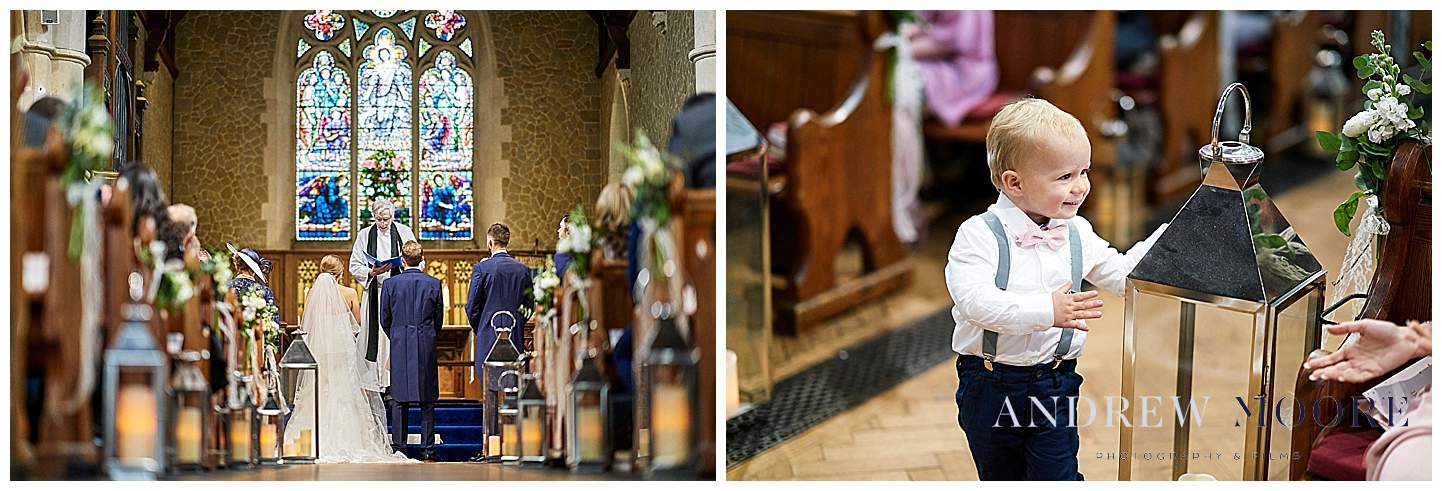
[380,240,443,462]
[465,222,533,461]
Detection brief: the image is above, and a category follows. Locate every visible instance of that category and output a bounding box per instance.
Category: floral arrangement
[618,130,679,226]
[532,258,561,313]
[153,259,196,312]
[555,206,595,278]
[239,284,282,350]
[59,82,115,259]
[202,247,235,296]
[1315,31,1431,236]
[359,148,410,222]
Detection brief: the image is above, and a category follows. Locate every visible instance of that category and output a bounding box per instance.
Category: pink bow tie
[1016,222,1068,250]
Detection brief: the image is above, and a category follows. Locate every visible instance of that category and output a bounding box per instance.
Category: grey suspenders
[978,211,1083,370]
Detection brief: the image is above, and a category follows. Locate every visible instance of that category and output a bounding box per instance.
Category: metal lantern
[1119,83,1325,481]
[641,308,699,478]
[498,369,522,464]
[103,303,168,480]
[256,388,283,465]
[226,375,258,468]
[568,347,611,472]
[169,350,208,472]
[483,310,523,461]
[516,372,548,465]
[278,330,319,464]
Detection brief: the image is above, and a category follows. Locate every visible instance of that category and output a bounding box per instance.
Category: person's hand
[1051,282,1101,331]
[370,264,390,277]
[1305,319,1422,383]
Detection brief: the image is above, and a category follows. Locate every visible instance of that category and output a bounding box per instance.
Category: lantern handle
[1209,82,1253,154]
[497,369,521,389]
[491,310,517,333]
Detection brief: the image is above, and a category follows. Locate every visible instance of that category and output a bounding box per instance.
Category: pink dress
[1367,388,1432,480]
[916,11,1000,127]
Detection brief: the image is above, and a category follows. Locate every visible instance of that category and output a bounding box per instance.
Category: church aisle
[171,463,628,481]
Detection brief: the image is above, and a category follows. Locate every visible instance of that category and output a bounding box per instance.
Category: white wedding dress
[283,273,414,463]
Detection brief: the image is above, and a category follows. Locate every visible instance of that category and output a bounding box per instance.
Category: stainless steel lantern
[483,311,523,461]
[641,308,699,478]
[1119,83,1326,481]
[278,330,319,463]
[568,348,611,471]
[169,350,208,471]
[103,303,168,480]
[516,373,548,465]
[256,388,282,465]
[498,369,522,464]
[226,375,258,468]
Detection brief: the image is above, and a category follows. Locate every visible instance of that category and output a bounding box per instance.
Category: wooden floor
[169,463,630,481]
[729,171,1357,480]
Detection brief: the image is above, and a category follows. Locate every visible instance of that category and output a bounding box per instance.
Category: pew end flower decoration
[555,206,595,279]
[1315,31,1431,237]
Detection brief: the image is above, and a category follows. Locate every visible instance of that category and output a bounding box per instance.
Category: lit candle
[229,416,251,461]
[503,422,518,456]
[259,421,277,460]
[298,429,312,457]
[726,350,740,417]
[488,435,501,457]
[116,385,158,462]
[521,414,542,457]
[577,406,603,460]
[651,384,691,466]
[175,407,203,464]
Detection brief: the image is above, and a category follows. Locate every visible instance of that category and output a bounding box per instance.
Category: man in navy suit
[465,222,534,461]
[379,240,444,461]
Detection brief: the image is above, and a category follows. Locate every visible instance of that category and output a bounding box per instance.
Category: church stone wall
[172,10,282,249]
[627,11,697,150]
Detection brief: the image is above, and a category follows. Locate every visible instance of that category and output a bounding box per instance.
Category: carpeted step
[396,443,483,462]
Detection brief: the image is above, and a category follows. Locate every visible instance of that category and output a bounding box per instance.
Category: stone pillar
[689,10,715,93]
[15,10,90,110]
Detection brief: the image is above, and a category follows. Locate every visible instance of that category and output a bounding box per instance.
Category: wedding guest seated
[903,11,1001,127]
[594,182,636,391]
[668,93,717,189]
[161,204,210,261]
[553,214,572,277]
[1305,319,1432,481]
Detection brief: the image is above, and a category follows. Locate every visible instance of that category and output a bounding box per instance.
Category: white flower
[1397,84,1411,96]
[1375,96,1409,125]
[1368,123,1396,144]
[1367,88,1384,101]
[556,235,572,254]
[622,166,644,188]
[568,224,592,254]
[1342,110,1377,138]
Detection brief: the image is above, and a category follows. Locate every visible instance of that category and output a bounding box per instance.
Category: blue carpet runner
[386,400,486,462]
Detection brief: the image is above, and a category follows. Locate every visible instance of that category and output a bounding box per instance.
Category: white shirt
[946,194,1167,366]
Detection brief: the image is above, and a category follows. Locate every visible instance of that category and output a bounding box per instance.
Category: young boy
[946,99,1166,480]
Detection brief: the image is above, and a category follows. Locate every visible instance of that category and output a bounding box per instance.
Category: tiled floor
[729,170,1358,481]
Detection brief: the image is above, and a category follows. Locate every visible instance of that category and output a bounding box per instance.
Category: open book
[362,250,405,269]
[1363,356,1432,429]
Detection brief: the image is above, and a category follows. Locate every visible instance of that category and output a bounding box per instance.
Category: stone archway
[601,65,632,184]
[263,10,510,249]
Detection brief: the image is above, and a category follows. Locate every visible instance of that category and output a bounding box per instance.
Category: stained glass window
[304,10,344,41]
[418,51,475,239]
[295,10,475,241]
[295,50,352,240]
[424,10,466,42]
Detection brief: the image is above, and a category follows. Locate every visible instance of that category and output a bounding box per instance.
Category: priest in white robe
[349,198,417,392]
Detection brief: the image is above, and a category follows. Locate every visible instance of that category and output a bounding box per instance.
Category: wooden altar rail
[261,249,553,401]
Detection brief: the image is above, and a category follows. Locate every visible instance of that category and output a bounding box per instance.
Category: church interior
[10,9,716,480]
[725,10,1431,481]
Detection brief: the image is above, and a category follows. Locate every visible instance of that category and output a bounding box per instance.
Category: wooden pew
[1261,11,1323,146]
[728,10,911,332]
[1152,11,1220,205]
[1293,141,1430,480]
[670,179,716,475]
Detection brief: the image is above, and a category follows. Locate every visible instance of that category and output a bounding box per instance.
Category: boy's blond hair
[985,98,1089,191]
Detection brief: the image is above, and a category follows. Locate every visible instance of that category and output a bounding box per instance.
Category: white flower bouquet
[1315,31,1431,236]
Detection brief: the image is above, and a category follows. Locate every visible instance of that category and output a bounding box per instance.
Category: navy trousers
[390,397,436,450]
[955,354,1084,481]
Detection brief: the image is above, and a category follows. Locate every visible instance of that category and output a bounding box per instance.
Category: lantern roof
[1129,154,1323,308]
[279,336,318,369]
[483,336,521,365]
[647,315,697,365]
[107,304,166,366]
[519,373,544,402]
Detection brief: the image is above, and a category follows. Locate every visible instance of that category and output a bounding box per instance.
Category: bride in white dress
[283,255,414,463]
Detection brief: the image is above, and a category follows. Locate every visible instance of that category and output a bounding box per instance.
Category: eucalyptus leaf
[1354,54,1370,70]
[1416,51,1433,72]
[1403,73,1431,95]
[1370,161,1387,180]
[1333,191,1364,236]
[1355,170,1376,195]
[1253,233,1288,249]
[1316,131,1341,153]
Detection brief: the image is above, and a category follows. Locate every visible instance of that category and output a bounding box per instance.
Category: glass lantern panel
[725,142,772,413]
[575,391,605,461]
[649,365,694,465]
[1126,291,1258,481]
[115,371,160,462]
[1264,287,1322,480]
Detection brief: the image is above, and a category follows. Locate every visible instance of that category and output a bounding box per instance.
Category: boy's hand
[1052,282,1102,330]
